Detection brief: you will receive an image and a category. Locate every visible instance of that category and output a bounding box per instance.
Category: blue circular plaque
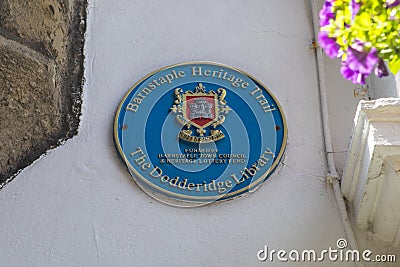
[114,62,287,206]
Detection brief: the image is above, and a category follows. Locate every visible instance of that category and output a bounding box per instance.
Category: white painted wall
[0,1,367,266]
[323,56,365,176]
[369,72,399,99]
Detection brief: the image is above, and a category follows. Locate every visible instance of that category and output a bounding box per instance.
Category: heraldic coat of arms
[170,83,231,143]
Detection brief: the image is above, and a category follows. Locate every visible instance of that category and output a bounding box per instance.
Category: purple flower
[375,59,389,78]
[351,0,361,20]
[387,0,400,8]
[319,0,335,27]
[340,46,379,84]
[318,31,340,58]
[340,66,367,84]
[348,47,379,74]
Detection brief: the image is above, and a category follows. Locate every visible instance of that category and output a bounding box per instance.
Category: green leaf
[388,56,400,74]
[356,12,372,30]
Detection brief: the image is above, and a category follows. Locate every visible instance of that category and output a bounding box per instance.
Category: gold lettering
[130,147,143,157]
[126,103,138,113]
[133,98,142,104]
[192,66,202,76]
[204,69,211,76]
[250,86,261,96]
[262,105,276,113]
[141,87,152,95]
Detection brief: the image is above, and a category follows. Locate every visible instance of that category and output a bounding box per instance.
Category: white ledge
[342,98,400,246]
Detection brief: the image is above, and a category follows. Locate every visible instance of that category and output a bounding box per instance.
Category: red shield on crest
[183,95,218,129]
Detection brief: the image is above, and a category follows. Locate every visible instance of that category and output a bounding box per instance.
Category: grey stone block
[0,0,68,63]
[0,0,86,185]
[0,36,61,180]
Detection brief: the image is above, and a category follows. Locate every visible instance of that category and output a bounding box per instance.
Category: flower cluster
[319,0,400,84]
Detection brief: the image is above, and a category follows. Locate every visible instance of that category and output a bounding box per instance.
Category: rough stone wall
[0,0,86,186]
